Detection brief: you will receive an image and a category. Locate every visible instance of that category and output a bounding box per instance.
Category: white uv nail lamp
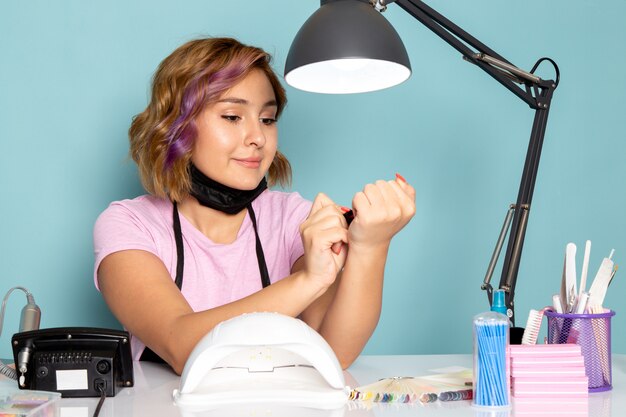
[173,312,348,411]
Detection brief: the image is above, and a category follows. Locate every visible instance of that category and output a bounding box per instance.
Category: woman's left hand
[348,174,416,250]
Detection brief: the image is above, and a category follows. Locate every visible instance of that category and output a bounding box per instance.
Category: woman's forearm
[161,270,330,373]
[317,243,389,369]
[99,251,331,375]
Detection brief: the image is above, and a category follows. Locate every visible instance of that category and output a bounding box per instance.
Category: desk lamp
[284,0,559,343]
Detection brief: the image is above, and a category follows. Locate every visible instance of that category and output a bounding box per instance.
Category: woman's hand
[299,193,349,290]
[348,174,416,250]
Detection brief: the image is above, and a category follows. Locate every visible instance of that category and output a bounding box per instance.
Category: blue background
[1,0,625,360]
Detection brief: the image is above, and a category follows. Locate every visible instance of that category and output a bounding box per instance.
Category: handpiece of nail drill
[17,292,41,387]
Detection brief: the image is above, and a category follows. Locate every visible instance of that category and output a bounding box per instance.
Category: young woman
[94,37,415,375]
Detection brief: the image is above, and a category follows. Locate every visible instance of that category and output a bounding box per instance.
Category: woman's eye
[261,118,277,125]
[222,115,240,122]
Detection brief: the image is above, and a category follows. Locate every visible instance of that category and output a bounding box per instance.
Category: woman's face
[191,69,278,190]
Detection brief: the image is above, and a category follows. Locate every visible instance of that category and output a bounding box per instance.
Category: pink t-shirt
[93,190,312,359]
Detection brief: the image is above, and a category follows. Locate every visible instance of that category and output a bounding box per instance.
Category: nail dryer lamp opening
[172,312,348,410]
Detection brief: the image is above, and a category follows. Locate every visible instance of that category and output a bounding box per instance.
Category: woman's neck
[177,196,247,244]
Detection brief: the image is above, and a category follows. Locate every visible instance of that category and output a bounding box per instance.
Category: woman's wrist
[342,241,390,280]
[347,240,391,256]
[292,269,333,300]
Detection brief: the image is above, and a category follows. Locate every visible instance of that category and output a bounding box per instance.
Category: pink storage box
[513,397,588,415]
[511,366,586,378]
[511,355,584,367]
[510,343,582,356]
[512,376,588,394]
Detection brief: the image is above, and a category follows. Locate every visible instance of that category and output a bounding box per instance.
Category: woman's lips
[234,158,261,168]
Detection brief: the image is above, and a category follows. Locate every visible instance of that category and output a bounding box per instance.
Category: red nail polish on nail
[340,206,351,213]
[396,173,407,183]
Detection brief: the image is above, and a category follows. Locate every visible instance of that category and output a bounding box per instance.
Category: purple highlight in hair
[163,79,201,169]
[163,62,251,170]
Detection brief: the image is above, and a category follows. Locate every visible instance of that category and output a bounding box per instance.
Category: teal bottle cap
[491,289,508,315]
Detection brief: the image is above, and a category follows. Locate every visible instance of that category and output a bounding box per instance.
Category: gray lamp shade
[285,0,412,94]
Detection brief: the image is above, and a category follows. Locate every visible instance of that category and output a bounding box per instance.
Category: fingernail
[340,206,351,213]
[395,173,407,183]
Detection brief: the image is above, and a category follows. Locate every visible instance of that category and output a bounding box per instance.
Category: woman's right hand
[299,193,349,290]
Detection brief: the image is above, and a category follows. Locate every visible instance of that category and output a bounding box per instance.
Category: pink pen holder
[545,310,615,392]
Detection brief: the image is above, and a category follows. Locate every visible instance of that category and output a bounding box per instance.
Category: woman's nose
[244,120,267,147]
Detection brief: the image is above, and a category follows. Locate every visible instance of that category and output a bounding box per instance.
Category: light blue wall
[1,0,625,360]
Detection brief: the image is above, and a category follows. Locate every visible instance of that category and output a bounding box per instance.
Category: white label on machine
[56,369,88,390]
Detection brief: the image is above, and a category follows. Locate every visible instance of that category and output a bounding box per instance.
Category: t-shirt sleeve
[284,193,313,268]
[93,202,160,290]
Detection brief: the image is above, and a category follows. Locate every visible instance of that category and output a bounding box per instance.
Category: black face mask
[189,163,267,215]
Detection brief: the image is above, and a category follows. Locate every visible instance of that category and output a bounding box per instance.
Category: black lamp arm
[379,0,558,327]
[389,0,556,107]
[499,86,554,326]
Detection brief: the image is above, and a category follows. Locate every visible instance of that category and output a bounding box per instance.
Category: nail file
[560,243,577,313]
[588,250,615,310]
[551,294,564,313]
[579,240,591,295]
[573,291,589,314]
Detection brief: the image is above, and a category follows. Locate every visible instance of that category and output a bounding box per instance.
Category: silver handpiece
[19,294,41,332]
[18,293,41,387]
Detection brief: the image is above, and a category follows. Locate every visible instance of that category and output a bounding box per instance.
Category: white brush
[521,307,551,345]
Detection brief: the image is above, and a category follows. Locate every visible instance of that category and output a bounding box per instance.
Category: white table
[2,354,625,416]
